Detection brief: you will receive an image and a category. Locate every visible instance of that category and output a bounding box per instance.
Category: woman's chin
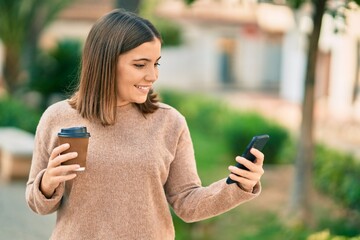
[134,98,147,104]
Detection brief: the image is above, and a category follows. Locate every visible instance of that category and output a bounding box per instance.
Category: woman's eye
[134,64,145,68]
[155,62,160,67]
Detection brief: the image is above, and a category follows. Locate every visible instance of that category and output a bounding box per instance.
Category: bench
[0,127,34,182]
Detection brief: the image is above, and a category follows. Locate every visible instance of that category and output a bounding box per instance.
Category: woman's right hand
[40,143,80,198]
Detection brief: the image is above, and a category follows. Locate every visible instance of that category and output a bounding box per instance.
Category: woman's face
[116,38,161,106]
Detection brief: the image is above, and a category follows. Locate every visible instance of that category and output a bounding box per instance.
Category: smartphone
[226,134,269,184]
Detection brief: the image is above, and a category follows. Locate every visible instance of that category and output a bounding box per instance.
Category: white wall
[328,33,358,120]
[234,32,265,89]
[157,25,285,93]
[280,29,306,104]
[156,25,220,91]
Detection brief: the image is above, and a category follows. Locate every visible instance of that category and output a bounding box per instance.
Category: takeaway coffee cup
[58,126,91,171]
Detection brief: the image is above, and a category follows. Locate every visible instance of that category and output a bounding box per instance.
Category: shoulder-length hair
[69,9,161,126]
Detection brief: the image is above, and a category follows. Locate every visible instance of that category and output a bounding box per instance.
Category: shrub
[159,90,226,133]
[159,89,289,165]
[314,144,360,213]
[153,21,182,47]
[222,110,289,164]
[29,39,81,106]
[0,96,41,134]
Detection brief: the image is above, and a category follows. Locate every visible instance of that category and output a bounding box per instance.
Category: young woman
[26,9,265,239]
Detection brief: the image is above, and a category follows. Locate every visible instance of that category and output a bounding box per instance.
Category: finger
[233,155,264,174]
[50,164,81,176]
[228,166,261,182]
[229,165,250,179]
[50,143,70,160]
[228,173,256,191]
[52,173,78,183]
[42,165,79,191]
[235,156,254,171]
[250,148,264,165]
[50,152,78,167]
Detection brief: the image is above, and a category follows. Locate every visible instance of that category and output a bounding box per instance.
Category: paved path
[0,181,55,239]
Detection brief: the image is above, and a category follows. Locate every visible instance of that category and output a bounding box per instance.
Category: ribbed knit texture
[26,100,260,240]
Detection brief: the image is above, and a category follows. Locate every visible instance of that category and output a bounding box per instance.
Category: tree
[285,0,360,227]
[0,0,73,94]
[287,0,326,226]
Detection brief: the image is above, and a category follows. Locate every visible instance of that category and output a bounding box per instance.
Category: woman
[26,9,265,239]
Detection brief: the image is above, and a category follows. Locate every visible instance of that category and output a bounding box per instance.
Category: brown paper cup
[58,126,90,171]
[58,136,89,170]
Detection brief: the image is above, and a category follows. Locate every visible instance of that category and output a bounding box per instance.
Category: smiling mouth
[135,85,151,90]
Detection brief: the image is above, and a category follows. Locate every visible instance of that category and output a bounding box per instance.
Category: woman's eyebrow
[133,56,161,62]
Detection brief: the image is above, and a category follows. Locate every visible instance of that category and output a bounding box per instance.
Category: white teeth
[135,85,150,90]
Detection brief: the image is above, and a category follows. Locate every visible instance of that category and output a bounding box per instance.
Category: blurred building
[156,0,293,94]
[39,0,114,49]
[40,0,143,48]
[155,0,360,121]
[1,0,359,121]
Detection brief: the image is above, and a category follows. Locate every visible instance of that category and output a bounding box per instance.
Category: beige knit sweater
[26,100,261,240]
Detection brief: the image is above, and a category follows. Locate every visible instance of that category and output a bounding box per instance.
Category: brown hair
[69,9,161,126]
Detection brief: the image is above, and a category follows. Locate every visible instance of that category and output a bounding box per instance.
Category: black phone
[226,134,269,184]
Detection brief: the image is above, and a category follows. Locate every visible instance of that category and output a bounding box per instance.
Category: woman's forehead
[120,39,161,60]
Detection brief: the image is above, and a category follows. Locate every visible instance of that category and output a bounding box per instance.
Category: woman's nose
[145,67,158,82]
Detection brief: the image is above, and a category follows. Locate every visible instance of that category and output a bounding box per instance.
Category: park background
[0,0,360,239]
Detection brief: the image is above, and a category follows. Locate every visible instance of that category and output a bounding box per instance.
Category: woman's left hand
[227,148,265,192]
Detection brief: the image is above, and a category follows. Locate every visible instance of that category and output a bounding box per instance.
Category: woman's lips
[135,85,151,93]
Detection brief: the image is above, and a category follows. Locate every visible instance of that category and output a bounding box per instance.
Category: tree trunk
[22,6,46,86]
[290,0,326,226]
[3,44,22,94]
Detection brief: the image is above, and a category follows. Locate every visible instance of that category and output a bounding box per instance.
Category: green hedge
[29,39,81,107]
[314,144,360,213]
[0,96,41,134]
[222,111,289,165]
[159,89,289,165]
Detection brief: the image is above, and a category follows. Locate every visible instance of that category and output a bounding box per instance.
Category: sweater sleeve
[164,119,261,223]
[25,106,65,215]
